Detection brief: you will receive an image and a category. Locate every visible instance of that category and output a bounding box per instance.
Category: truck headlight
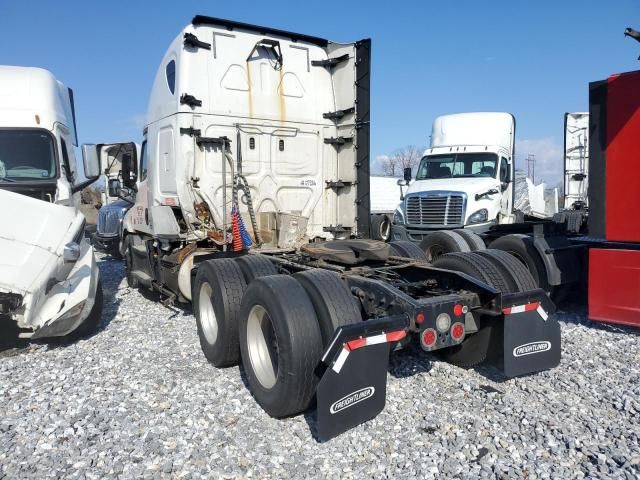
[63,242,81,263]
[393,207,405,225]
[467,209,488,224]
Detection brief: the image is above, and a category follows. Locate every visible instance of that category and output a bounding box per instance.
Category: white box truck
[0,66,103,342]
[116,17,560,440]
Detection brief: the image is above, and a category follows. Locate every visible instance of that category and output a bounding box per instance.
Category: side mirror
[81,144,100,179]
[403,167,412,184]
[396,178,407,187]
[108,178,122,198]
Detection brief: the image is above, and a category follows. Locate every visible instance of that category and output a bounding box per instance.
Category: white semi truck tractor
[118,16,561,440]
[392,112,517,253]
[0,66,103,343]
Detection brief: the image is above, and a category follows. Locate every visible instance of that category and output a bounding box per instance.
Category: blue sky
[1,0,638,184]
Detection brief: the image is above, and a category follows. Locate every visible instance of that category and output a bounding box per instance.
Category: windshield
[0,130,57,181]
[415,153,499,180]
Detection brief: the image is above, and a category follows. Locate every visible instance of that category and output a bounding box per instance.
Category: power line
[526,154,536,183]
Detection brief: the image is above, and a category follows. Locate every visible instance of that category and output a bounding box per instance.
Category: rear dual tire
[239,275,323,418]
[432,251,515,367]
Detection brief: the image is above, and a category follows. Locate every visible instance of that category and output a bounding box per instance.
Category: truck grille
[405,194,466,227]
[97,207,124,236]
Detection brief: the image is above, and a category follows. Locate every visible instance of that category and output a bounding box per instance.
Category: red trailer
[585,69,640,327]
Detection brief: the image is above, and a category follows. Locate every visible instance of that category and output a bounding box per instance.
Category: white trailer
[117,17,560,440]
[0,66,103,341]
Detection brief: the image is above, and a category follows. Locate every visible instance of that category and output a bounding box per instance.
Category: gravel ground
[1,253,639,479]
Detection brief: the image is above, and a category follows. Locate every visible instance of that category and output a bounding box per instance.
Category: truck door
[128,138,152,235]
[321,40,371,238]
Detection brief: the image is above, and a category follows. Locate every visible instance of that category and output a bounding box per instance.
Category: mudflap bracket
[315,315,408,441]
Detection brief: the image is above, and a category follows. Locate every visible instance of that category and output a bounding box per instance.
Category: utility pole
[526,154,536,183]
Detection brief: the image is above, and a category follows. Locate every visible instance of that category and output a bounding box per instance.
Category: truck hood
[0,189,81,294]
[406,177,500,197]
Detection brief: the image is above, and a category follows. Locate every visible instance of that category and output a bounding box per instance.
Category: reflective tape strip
[333,329,407,373]
[332,347,350,373]
[345,329,407,352]
[365,333,387,346]
[502,302,540,315]
[536,305,549,321]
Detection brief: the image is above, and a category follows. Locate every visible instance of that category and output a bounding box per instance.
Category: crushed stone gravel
[0,254,638,479]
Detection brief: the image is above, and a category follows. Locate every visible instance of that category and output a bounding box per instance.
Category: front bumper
[391,221,496,242]
[92,232,119,251]
[31,240,100,339]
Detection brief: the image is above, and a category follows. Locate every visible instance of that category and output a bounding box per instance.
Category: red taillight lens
[453,304,464,316]
[451,322,465,342]
[421,328,437,347]
[416,312,425,325]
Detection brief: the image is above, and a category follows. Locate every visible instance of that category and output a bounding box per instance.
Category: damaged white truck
[117,17,561,440]
[0,66,103,342]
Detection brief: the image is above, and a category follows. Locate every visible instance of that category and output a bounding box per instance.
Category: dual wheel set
[192,255,363,418]
[388,238,539,367]
[190,240,540,419]
[400,229,555,292]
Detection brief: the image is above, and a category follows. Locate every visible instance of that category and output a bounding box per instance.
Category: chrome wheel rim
[199,282,218,344]
[246,305,278,389]
[380,217,391,241]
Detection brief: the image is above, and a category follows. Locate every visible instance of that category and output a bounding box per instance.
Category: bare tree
[379,145,424,176]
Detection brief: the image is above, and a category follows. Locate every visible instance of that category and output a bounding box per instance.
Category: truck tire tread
[476,249,538,292]
[235,254,278,283]
[453,229,486,251]
[488,234,550,290]
[293,269,362,347]
[193,258,247,367]
[389,240,427,260]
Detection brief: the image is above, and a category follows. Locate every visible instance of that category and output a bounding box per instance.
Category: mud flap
[499,291,561,377]
[315,315,407,441]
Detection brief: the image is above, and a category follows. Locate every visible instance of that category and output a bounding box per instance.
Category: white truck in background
[392,112,517,243]
[92,142,139,257]
[0,66,103,343]
[563,112,589,209]
[369,175,403,241]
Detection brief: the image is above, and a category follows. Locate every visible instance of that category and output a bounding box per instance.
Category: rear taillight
[451,322,465,342]
[421,328,437,348]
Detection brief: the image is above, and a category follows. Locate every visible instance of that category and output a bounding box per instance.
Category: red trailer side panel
[606,71,640,242]
[589,248,640,326]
